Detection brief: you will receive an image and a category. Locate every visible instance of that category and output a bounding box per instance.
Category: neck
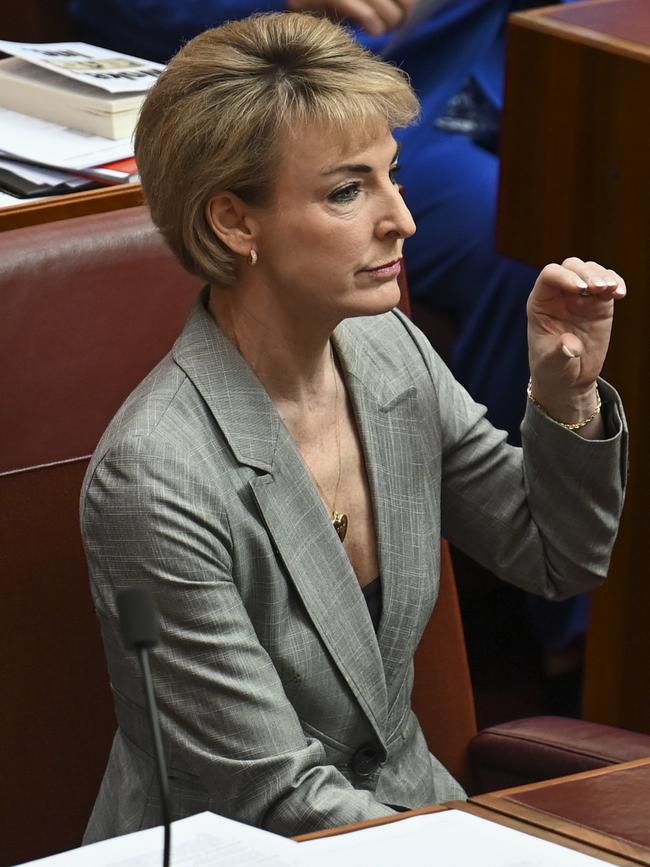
[208,283,338,405]
[209,281,350,543]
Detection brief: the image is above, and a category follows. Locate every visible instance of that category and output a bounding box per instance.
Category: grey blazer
[81,291,627,841]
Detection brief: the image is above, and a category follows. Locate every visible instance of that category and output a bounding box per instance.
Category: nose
[376,184,416,241]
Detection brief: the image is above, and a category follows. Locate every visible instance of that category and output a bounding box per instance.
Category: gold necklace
[229,317,348,542]
[310,346,348,542]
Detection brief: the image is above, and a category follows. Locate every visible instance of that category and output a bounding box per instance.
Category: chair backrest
[0,207,202,864]
[1,458,102,866]
[0,205,475,863]
[0,206,202,475]
[413,541,478,791]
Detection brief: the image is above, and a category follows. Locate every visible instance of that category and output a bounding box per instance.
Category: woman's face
[250,124,416,327]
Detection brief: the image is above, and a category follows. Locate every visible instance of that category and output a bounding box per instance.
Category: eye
[389,162,401,184]
[327,181,361,205]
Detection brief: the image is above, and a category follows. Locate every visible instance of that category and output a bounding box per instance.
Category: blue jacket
[69,0,551,121]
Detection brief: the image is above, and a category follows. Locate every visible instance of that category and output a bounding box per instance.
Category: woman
[81,12,627,841]
[70,0,553,442]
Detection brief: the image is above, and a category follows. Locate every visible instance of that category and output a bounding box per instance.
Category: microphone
[116,587,171,867]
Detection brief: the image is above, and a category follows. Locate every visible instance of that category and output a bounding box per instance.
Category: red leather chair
[0,207,201,865]
[412,543,650,795]
[1,206,648,865]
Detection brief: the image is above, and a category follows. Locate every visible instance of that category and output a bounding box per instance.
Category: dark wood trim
[0,183,144,231]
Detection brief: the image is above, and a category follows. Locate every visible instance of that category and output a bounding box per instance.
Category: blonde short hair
[135,12,419,286]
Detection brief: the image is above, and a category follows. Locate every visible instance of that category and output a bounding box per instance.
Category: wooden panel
[412,541,477,792]
[498,0,650,732]
[546,0,650,50]
[470,759,650,866]
[0,183,144,232]
[457,800,643,867]
[2,0,73,42]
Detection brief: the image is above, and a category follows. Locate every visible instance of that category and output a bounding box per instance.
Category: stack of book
[0,39,163,201]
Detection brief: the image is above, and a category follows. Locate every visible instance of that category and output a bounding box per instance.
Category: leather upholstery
[1,457,107,865]
[1,206,200,862]
[470,716,650,793]
[0,205,202,474]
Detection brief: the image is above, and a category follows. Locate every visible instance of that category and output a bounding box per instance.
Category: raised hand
[286,0,417,36]
[526,257,626,433]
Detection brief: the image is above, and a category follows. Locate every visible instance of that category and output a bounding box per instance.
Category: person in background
[81,12,627,841]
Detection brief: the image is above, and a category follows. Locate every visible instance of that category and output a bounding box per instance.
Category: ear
[205,192,258,256]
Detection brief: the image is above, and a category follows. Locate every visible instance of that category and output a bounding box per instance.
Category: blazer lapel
[172,295,389,737]
[333,320,436,697]
[249,447,388,735]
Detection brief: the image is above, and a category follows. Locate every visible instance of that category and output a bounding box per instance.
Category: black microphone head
[117,587,160,650]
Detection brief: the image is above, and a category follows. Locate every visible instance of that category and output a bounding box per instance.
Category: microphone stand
[137,645,171,867]
[117,587,171,867]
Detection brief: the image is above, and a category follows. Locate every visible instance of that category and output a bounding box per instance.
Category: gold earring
[247,249,258,266]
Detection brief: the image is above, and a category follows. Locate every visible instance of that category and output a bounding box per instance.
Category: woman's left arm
[526,257,626,438]
[393,254,628,601]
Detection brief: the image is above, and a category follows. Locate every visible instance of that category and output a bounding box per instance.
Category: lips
[360,258,402,276]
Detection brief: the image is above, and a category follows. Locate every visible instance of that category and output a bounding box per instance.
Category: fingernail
[592,278,607,287]
[606,279,618,287]
[562,344,576,358]
[576,278,589,289]
[614,286,626,297]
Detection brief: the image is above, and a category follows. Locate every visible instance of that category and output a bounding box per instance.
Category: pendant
[332,511,348,542]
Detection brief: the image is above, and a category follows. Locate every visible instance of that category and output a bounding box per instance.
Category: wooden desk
[498,0,650,732]
[0,181,143,231]
[471,757,650,866]
[296,797,641,865]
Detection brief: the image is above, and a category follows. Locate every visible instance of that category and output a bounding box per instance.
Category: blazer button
[351,744,381,777]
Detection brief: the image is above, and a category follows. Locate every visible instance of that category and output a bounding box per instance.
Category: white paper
[12,808,615,867]
[0,106,133,169]
[0,156,87,186]
[0,188,79,209]
[17,812,301,866]
[0,190,20,207]
[299,810,611,867]
[0,41,164,93]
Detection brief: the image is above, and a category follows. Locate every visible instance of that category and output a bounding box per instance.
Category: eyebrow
[321,146,400,177]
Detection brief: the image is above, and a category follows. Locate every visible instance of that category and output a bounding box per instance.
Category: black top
[361,577,382,633]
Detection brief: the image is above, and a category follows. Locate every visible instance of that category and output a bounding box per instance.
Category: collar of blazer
[172,292,436,741]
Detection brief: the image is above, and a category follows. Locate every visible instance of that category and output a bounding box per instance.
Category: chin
[351,278,403,317]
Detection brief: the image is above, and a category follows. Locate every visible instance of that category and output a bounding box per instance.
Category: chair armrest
[469,715,650,794]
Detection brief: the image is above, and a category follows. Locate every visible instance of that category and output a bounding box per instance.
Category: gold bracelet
[527,380,601,431]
